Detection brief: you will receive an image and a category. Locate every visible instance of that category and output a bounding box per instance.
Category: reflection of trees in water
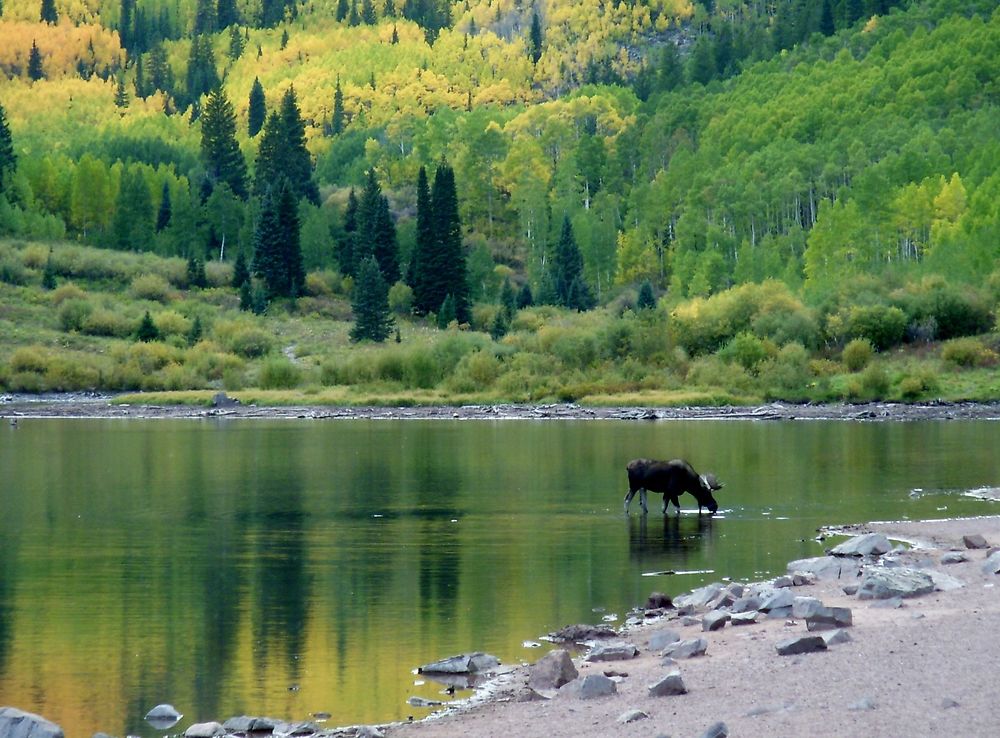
[628,514,715,569]
[411,454,461,619]
[0,537,13,673]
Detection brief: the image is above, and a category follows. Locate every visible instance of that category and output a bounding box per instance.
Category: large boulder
[775,636,827,656]
[662,638,708,659]
[702,610,730,632]
[548,624,617,642]
[528,649,578,691]
[787,556,860,581]
[805,606,853,631]
[0,708,64,738]
[673,583,725,610]
[647,630,681,651]
[981,551,1000,575]
[647,671,687,697]
[856,568,934,600]
[184,723,225,738]
[829,533,892,557]
[418,652,499,674]
[561,674,617,700]
[585,643,638,662]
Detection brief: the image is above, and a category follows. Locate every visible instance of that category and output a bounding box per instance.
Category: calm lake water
[1,417,998,736]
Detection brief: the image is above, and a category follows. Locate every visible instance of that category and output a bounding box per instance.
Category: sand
[384,517,1000,738]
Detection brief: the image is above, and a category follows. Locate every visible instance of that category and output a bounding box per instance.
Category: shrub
[9,346,50,374]
[21,244,50,269]
[846,305,907,350]
[717,332,773,372]
[205,261,233,288]
[539,326,599,369]
[82,308,134,338]
[941,338,996,368]
[388,281,414,315]
[154,310,193,338]
[447,350,501,392]
[760,342,812,399]
[214,319,274,358]
[130,273,174,303]
[893,278,993,340]
[898,370,938,400]
[686,356,754,393]
[114,341,181,373]
[0,255,29,285]
[186,341,244,381]
[50,282,87,305]
[842,338,874,372]
[860,364,890,399]
[58,299,93,332]
[304,270,341,297]
[258,357,302,389]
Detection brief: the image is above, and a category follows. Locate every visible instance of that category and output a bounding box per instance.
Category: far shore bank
[3,393,1000,422]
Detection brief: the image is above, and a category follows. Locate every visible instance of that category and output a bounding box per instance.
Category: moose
[624,458,723,515]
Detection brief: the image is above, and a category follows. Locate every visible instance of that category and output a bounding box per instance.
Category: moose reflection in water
[628,513,716,567]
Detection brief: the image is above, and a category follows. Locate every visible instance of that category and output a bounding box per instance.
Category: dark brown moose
[624,458,723,515]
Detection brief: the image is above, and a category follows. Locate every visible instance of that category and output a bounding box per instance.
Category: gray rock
[927,570,965,591]
[981,551,1000,575]
[406,697,442,708]
[184,723,225,738]
[585,643,638,662]
[514,687,548,702]
[699,722,729,738]
[681,616,701,627]
[941,698,960,709]
[786,556,860,580]
[791,597,824,619]
[842,584,859,596]
[562,674,617,700]
[144,705,182,721]
[660,657,677,668]
[673,583,724,610]
[702,610,730,632]
[725,583,745,598]
[549,624,617,642]
[647,670,687,696]
[870,596,904,609]
[528,649,578,691]
[418,652,499,674]
[848,697,877,711]
[0,708,64,738]
[772,575,794,588]
[822,629,853,646]
[273,723,318,737]
[940,551,967,565]
[857,567,935,599]
[765,606,794,619]
[830,533,892,557]
[805,606,853,631]
[759,589,795,612]
[792,572,817,586]
[617,709,650,724]
[775,635,828,656]
[706,591,737,611]
[731,595,761,613]
[648,630,681,650]
[645,592,673,609]
[662,637,708,659]
[222,716,280,733]
[355,728,385,738]
[963,534,989,549]
[731,611,759,626]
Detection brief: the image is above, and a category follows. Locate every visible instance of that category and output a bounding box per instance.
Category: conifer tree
[337,187,358,275]
[218,0,240,29]
[114,77,130,108]
[348,0,360,25]
[687,34,716,86]
[194,0,216,34]
[436,293,456,328]
[331,76,345,135]
[550,215,594,310]
[336,0,349,21]
[373,193,400,284]
[42,251,57,289]
[280,28,289,49]
[516,282,533,309]
[147,44,174,96]
[361,0,376,23]
[187,314,203,344]
[499,277,516,320]
[40,0,57,24]
[248,77,266,136]
[350,255,394,342]
[408,165,433,309]
[0,103,17,198]
[134,55,147,97]
[200,86,248,199]
[156,181,172,231]
[391,25,399,43]
[112,168,154,250]
[227,25,245,58]
[819,0,835,36]
[429,161,469,321]
[636,280,656,310]
[231,249,250,287]
[656,42,683,92]
[252,179,303,297]
[28,41,45,81]
[528,10,543,64]
[384,0,394,15]
[253,87,319,204]
[187,254,208,287]
[185,36,219,103]
[136,311,160,342]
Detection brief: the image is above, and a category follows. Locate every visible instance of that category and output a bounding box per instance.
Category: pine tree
[361,0,376,23]
[42,252,57,289]
[111,168,154,250]
[239,279,253,310]
[185,35,220,104]
[253,87,319,204]
[280,28,289,49]
[436,293,456,328]
[429,161,469,322]
[336,0,349,21]
[136,310,160,342]
[499,277,516,320]
[656,43,683,93]
[120,0,135,48]
[819,0,836,36]
[0,103,17,198]
[687,34,716,86]
[489,308,507,340]
[384,0,395,15]
[337,187,358,275]
[409,165,434,310]
[187,314,203,344]
[348,0,360,25]
[200,86,248,199]
[194,0,216,34]
[231,249,250,287]
[218,0,240,29]
[156,181,172,231]
[114,76,130,108]
[248,77,266,136]
[373,194,400,284]
[147,44,174,96]
[550,215,594,310]
[40,0,57,23]
[528,10,543,64]
[516,282,533,309]
[227,25,245,59]
[331,75,345,135]
[636,280,656,310]
[252,179,303,297]
[28,40,45,81]
[187,254,208,287]
[350,255,394,342]
[391,25,399,44]
[134,54,147,97]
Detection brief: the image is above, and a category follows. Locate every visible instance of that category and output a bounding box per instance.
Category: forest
[0,0,998,404]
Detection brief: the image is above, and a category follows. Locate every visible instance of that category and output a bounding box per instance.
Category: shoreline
[3,394,1000,421]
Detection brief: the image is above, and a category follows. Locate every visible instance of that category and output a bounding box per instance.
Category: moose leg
[661,494,669,515]
[624,488,637,514]
[640,489,649,515]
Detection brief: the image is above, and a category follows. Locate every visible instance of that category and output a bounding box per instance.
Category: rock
[772,575,794,588]
[702,610,730,631]
[699,722,729,738]
[660,657,677,669]
[706,591,737,611]
[549,624,617,642]
[731,611,759,625]
[927,570,965,591]
[731,595,761,613]
[211,391,239,407]
[775,635,828,656]
[0,708,64,738]
[963,534,989,549]
[848,697,877,711]
[222,716,280,733]
[144,705,182,721]
[562,674,617,700]
[648,630,681,650]
[830,533,892,557]
[766,606,794,619]
[940,551,967,565]
[857,567,935,599]
[406,697,442,708]
[870,596,904,609]
[418,652,499,674]
[673,583,724,610]
[355,728,384,738]
[805,606,853,631]
[786,556,860,581]
[981,551,1000,575]
[791,597,824,619]
[184,723,225,738]
[645,592,673,609]
[681,616,701,627]
[662,637,708,659]
[514,687,548,702]
[647,670,687,697]
[941,698,960,709]
[792,572,817,586]
[585,643,638,662]
[759,589,795,612]
[528,649,578,691]
[273,723,318,736]
[822,629,853,646]
[842,584,859,596]
[617,709,650,724]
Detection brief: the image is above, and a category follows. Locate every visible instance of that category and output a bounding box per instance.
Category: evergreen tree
[408,165,433,306]
[231,249,250,287]
[499,277,516,320]
[252,179,303,297]
[111,168,154,250]
[636,280,656,310]
[516,282,533,309]
[200,86,248,199]
[551,215,594,310]
[656,43,683,92]
[253,87,319,204]
[239,279,253,310]
[40,0,57,23]
[430,161,469,322]
[348,0,359,25]
[280,28,289,49]
[120,0,135,50]
[187,314,203,344]
[218,0,240,29]
[114,76,130,107]
[436,293,456,328]
[0,103,17,198]
[391,25,399,43]
[373,194,400,284]
[384,0,395,15]
[156,181,172,231]
[528,9,543,64]
[489,308,507,340]
[134,54,147,97]
[361,0,376,24]
[336,0,349,21]
[337,187,358,275]
[227,25,245,58]
[185,35,220,103]
[194,0,216,34]
[687,34,716,86]
[819,0,835,36]
[247,77,266,136]
[187,254,208,287]
[147,44,174,96]
[42,252,57,289]
[259,0,283,27]
[350,255,394,342]
[136,311,160,342]
[844,0,864,25]
[331,75,345,135]
[28,40,45,81]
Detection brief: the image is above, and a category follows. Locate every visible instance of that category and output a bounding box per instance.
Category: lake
[1,417,998,736]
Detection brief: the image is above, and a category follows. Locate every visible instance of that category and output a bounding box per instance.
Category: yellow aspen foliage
[0,21,122,80]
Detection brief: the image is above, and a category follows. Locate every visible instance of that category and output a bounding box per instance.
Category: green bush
[227,327,273,358]
[388,281,414,315]
[941,338,996,368]
[50,282,87,305]
[893,278,993,341]
[154,310,193,337]
[131,273,174,303]
[58,299,94,332]
[898,369,938,399]
[759,342,812,399]
[717,332,772,372]
[447,350,501,392]
[258,357,303,389]
[82,308,134,338]
[686,356,755,393]
[860,364,890,399]
[842,338,874,372]
[845,305,907,350]
[0,255,29,285]
[9,346,50,374]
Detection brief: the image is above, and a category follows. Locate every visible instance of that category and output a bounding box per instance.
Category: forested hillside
[1,0,999,403]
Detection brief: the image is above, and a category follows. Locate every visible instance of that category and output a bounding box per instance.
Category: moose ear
[703,473,723,491]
